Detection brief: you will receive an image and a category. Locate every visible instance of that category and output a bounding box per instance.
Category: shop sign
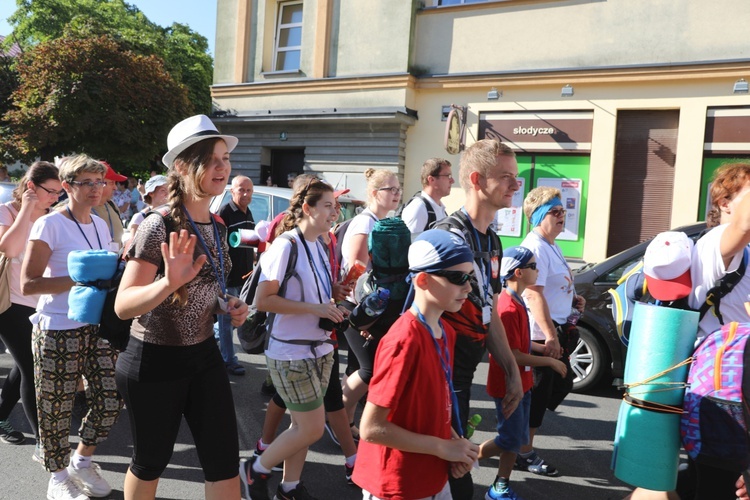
[479,111,593,152]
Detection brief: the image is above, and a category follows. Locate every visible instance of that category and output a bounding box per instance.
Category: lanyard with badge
[67,207,103,250]
[412,304,464,437]
[184,208,229,313]
[462,208,498,325]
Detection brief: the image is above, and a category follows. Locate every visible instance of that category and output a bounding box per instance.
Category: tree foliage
[4,0,213,114]
[2,34,191,167]
[0,56,20,163]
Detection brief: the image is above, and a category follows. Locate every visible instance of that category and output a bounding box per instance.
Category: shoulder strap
[264,233,301,339]
[699,247,748,324]
[418,194,437,229]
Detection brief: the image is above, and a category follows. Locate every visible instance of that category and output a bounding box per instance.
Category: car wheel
[571,325,608,392]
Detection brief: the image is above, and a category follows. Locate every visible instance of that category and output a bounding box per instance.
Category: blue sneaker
[485,479,522,500]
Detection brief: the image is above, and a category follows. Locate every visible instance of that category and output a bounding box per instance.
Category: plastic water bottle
[466,414,482,439]
[350,288,390,330]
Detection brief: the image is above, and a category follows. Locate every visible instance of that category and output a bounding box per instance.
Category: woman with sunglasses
[21,155,123,500]
[340,168,401,439]
[0,161,61,450]
[516,186,585,478]
[240,176,343,500]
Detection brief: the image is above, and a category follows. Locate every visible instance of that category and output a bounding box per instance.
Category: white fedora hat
[162,114,238,167]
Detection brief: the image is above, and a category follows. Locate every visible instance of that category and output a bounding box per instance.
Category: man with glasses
[434,139,524,500]
[400,158,453,237]
[217,175,255,376]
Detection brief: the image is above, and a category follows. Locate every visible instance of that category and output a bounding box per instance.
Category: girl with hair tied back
[114,115,248,500]
[240,175,343,500]
[0,161,61,450]
[340,167,402,440]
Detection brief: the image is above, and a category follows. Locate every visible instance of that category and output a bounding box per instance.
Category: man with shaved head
[218,175,255,376]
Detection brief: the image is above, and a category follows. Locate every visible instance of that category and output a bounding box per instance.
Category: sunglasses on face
[69,180,106,189]
[521,262,537,270]
[429,270,475,286]
[548,208,566,218]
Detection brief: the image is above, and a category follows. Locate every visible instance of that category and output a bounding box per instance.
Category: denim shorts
[492,390,532,453]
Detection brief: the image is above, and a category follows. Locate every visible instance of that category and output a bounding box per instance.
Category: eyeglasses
[378,187,403,195]
[69,180,106,189]
[36,184,63,197]
[429,270,475,286]
[433,174,454,180]
[548,208,566,218]
[521,262,537,271]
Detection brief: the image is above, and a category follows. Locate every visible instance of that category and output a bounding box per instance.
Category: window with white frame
[273,1,303,72]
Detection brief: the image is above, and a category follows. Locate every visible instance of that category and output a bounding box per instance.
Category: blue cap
[500,246,534,282]
[408,229,474,273]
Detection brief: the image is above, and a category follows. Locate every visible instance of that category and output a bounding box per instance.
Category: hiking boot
[515,451,559,476]
[323,421,340,446]
[46,476,89,500]
[345,463,354,485]
[0,420,25,445]
[485,478,522,500]
[67,463,112,497]
[240,455,271,500]
[274,481,318,500]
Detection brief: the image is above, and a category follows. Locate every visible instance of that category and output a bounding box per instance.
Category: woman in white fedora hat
[114,114,248,500]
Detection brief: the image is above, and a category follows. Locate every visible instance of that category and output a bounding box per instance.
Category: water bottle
[466,414,482,439]
[350,288,390,330]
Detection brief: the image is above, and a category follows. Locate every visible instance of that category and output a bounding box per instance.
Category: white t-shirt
[260,229,335,361]
[29,211,111,330]
[0,202,39,308]
[340,209,378,274]
[521,230,575,340]
[689,224,750,339]
[401,191,448,237]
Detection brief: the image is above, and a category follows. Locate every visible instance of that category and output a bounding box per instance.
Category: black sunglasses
[521,262,537,270]
[429,270,475,286]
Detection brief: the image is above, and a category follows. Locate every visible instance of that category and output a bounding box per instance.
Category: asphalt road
[0,343,634,499]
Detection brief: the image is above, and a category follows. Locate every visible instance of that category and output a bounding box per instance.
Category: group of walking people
[3,109,747,500]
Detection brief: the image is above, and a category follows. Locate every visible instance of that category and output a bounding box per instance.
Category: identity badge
[491,256,499,279]
[217,295,230,314]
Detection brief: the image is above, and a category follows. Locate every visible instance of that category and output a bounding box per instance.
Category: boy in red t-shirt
[481,246,568,500]
[353,229,480,500]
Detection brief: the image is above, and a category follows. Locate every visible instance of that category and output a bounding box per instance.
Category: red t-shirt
[487,291,533,398]
[352,311,456,499]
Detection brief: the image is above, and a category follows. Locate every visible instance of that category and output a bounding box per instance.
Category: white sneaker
[47,476,89,500]
[67,463,111,498]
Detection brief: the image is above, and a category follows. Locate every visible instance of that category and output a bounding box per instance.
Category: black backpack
[238,233,299,354]
[98,209,176,351]
[395,192,437,232]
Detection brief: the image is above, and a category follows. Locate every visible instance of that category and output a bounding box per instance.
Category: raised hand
[160,229,207,290]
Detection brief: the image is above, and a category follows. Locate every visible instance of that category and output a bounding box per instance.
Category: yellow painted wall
[415,0,750,76]
[403,76,750,263]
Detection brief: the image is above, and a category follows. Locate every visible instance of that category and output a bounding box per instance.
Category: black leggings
[273,347,345,412]
[343,325,380,384]
[115,336,239,482]
[0,303,38,437]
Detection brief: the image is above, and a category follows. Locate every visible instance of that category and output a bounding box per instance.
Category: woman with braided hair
[114,115,248,500]
[240,175,343,500]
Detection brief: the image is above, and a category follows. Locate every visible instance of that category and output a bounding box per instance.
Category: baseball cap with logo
[643,231,694,301]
